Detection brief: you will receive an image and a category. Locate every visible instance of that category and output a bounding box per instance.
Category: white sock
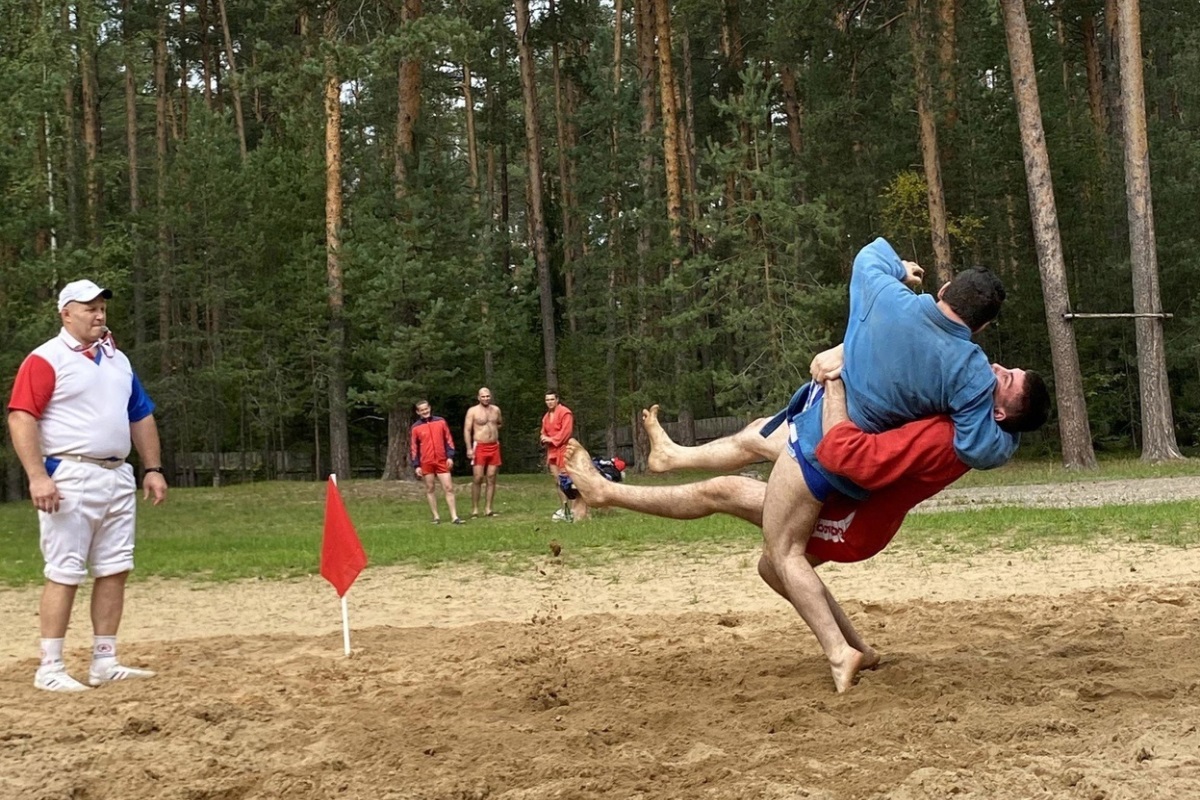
[92,635,117,667]
[39,638,65,670]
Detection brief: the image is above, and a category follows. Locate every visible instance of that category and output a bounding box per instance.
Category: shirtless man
[464,387,503,517]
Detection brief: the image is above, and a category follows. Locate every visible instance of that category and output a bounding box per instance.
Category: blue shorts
[790,434,835,502]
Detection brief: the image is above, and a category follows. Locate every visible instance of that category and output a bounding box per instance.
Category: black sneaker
[452,518,465,525]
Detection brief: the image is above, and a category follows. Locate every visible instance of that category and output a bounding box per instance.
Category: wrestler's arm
[463,408,475,454]
[950,381,1018,470]
[410,424,421,469]
[810,344,844,383]
[849,238,912,299]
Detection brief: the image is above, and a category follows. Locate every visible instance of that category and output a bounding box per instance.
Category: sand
[2,523,1200,800]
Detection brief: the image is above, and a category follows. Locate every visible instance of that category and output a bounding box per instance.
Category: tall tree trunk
[1114,0,1182,461]
[381,0,423,481]
[515,0,559,390]
[779,64,804,159]
[462,62,479,198]
[632,0,657,470]
[460,59,494,383]
[78,1,102,245]
[123,0,146,349]
[199,0,215,109]
[35,113,54,257]
[61,3,80,247]
[654,0,694,444]
[1081,13,1106,153]
[394,0,421,190]
[678,28,701,253]
[907,0,951,283]
[155,10,173,381]
[179,0,189,135]
[216,0,248,159]
[937,0,958,130]
[605,0,625,457]
[386,0,424,482]
[550,2,579,333]
[1001,0,1096,469]
[323,7,351,479]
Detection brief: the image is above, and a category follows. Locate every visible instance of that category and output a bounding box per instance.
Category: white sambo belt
[51,453,126,469]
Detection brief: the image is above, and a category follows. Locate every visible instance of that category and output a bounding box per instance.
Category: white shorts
[40,460,138,585]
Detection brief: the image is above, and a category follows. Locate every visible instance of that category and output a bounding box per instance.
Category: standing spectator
[463,387,503,518]
[540,390,582,521]
[7,280,168,692]
[410,400,463,525]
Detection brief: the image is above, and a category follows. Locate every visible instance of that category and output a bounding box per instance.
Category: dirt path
[2,478,1200,799]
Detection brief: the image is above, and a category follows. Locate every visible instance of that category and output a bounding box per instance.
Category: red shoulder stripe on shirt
[7,354,56,419]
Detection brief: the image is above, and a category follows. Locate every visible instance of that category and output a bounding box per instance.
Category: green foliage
[880,170,985,263]
[2,0,1199,495]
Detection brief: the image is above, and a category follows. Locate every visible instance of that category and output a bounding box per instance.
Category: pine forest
[1,0,1197,493]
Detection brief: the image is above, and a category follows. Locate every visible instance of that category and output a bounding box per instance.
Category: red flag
[321,478,367,597]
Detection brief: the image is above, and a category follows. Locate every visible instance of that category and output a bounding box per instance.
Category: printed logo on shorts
[813,511,856,544]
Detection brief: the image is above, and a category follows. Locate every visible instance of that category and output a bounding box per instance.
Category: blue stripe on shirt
[128,373,155,422]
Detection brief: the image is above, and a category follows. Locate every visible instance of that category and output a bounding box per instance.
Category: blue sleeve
[950,384,1019,470]
[849,238,907,312]
[127,372,156,423]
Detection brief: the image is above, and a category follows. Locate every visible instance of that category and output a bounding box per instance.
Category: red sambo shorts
[804,492,899,564]
[546,445,567,469]
[420,459,451,475]
[473,442,502,467]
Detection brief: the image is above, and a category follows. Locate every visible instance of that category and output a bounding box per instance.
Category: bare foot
[643,405,680,473]
[859,647,880,670]
[563,440,611,506]
[829,646,867,693]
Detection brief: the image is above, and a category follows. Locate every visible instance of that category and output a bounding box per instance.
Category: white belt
[50,454,126,470]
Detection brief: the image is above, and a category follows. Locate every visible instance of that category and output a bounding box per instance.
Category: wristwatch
[143,467,165,474]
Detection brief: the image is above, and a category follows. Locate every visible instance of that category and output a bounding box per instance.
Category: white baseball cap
[57,280,113,312]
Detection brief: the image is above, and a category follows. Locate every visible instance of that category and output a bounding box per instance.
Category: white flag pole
[331,474,353,657]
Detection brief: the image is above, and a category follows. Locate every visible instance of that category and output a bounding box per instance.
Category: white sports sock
[39,638,65,669]
[92,635,117,666]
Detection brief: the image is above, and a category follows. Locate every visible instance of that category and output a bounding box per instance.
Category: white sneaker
[34,667,91,693]
[551,508,567,521]
[88,662,156,686]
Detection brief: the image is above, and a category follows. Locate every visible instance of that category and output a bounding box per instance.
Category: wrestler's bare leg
[484,465,499,515]
[470,465,486,516]
[644,405,786,473]
[756,556,879,669]
[569,436,872,686]
[761,448,866,693]
[421,472,441,521]
[436,472,459,521]
[566,439,765,525]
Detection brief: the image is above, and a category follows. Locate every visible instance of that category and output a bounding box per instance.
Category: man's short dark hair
[545,390,559,400]
[942,266,1007,332]
[998,370,1051,434]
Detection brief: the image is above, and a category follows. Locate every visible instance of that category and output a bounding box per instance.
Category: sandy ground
[2,478,1200,799]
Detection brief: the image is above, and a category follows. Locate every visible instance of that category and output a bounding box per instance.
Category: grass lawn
[1,456,1198,587]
